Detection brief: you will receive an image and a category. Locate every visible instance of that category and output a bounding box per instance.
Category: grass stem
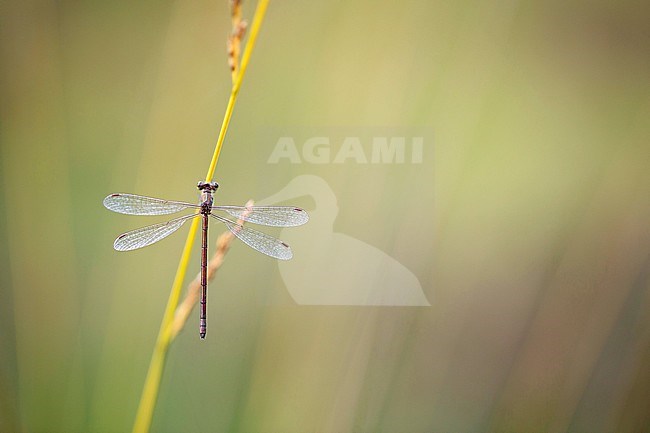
[131,2,269,432]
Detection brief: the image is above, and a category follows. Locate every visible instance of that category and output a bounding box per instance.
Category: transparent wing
[104,193,198,216]
[113,214,199,251]
[210,214,293,260]
[212,205,309,227]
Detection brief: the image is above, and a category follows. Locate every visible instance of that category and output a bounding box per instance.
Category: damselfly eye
[197,181,219,191]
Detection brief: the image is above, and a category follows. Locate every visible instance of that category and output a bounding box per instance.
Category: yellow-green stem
[205,0,269,182]
[131,1,269,432]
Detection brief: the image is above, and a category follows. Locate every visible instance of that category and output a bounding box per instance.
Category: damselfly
[103,181,309,338]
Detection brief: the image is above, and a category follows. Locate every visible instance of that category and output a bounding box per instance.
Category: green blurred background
[1,0,649,432]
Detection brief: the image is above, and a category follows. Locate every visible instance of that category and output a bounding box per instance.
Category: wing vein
[211,205,308,227]
[209,214,293,260]
[114,214,199,251]
[104,193,198,216]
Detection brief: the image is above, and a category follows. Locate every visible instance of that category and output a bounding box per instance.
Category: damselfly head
[197,181,219,192]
